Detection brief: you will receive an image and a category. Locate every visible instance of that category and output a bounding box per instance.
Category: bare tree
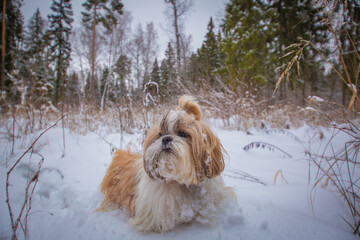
[129,23,144,89]
[142,22,159,87]
[71,23,104,100]
[129,22,159,90]
[104,10,132,68]
[81,0,123,105]
[100,10,132,110]
[164,0,193,71]
[179,33,192,78]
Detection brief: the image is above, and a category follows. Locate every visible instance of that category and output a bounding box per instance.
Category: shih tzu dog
[98,95,236,232]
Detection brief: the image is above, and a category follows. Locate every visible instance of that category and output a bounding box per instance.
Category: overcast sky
[21,0,228,57]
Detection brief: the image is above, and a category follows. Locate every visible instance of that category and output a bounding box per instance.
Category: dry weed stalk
[274,0,359,116]
[310,120,360,236]
[273,39,310,95]
[274,169,288,185]
[273,3,359,233]
[224,169,267,186]
[5,115,65,240]
[243,141,293,158]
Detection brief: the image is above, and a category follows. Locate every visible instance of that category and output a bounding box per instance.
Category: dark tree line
[185,0,359,107]
[0,0,359,112]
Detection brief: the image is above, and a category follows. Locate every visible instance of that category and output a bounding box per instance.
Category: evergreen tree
[66,72,80,107]
[221,0,328,99]
[100,67,110,103]
[186,52,201,86]
[25,8,45,57]
[221,0,278,89]
[47,0,73,106]
[149,58,160,97]
[161,42,176,90]
[338,0,360,105]
[113,54,131,101]
[197,17,221,86]
[0,0,23,92]
[23,8,51,108]
[81,0,123,105]
[271,0,328,100]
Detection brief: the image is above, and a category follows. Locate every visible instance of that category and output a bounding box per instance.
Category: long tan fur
[98,95,236,233]
[178,95,202,120]
[99,149,141,215]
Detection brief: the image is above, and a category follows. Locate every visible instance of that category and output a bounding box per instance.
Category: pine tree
[160,59,169,98]
[221,0,328,99]
[197,17,220,86]
[113,54,131,100]
[164,42,176,82]
[81,0,123,105]
[100,67,110,103]
[66,72,80,107]
[47,0,73,106]
[25,8,44,57]
[221,0,278,89]
[186,52,201,86]
[160,42,177,96]
[0,0,23,92]
[338,0,360,106]
[23,8,49,107]
[149,58,160,97]
[271,0,328,100]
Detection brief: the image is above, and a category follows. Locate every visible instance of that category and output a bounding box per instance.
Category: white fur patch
[144,135,196,185]
[131,167,235,232]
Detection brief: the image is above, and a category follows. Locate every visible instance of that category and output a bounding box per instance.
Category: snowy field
[0,118,358,240]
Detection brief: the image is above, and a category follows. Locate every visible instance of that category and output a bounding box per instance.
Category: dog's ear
[201,123,225,178]
[178,95,202,120]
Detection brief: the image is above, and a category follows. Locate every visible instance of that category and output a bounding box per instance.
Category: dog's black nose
[162,136,173,145]
[162,136,173,150]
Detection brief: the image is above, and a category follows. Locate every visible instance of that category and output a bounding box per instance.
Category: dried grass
[308,119,360,236]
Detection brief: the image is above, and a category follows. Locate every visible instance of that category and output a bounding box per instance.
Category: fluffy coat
[99,95,236,232]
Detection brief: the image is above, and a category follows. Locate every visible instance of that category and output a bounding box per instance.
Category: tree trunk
[1,0,6,91]
[90,4,97,105]
[170,0,181,72]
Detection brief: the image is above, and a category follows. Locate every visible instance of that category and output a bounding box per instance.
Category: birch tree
[81,0,123,105]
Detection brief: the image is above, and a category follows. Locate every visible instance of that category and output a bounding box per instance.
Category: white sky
[21,0,228,57]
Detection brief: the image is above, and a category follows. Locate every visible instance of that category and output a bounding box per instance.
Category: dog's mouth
[145,149,178,182]
[162,143,171,151]
[162,145,175,154]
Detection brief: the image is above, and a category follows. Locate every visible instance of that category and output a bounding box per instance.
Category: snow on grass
[0,121,358,240]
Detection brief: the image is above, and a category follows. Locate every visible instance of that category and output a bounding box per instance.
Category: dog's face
[143,96,225,186]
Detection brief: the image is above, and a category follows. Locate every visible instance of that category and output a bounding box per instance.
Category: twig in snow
[224,169,267,186]
[274,169,288,185]
[264,129,302,143]
[6,115,65,240]
[95,132,118,155]
[243,141,292,158]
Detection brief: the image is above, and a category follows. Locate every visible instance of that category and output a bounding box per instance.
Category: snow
[348,83,358,93]
[308,95,324,102]
[0,120,358,240]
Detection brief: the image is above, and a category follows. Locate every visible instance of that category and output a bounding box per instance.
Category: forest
[1,0,360,239]
[0,0,358,118]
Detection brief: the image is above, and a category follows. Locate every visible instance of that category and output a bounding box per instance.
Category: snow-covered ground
[0,119,358,240]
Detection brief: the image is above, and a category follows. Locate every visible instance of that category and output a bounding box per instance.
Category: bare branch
[6,115,66,239]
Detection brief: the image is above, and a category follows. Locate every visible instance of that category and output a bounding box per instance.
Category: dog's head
[143,95,225,186]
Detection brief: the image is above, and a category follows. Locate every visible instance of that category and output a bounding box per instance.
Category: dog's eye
[177,131,188,138]
[159,132,163,137]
